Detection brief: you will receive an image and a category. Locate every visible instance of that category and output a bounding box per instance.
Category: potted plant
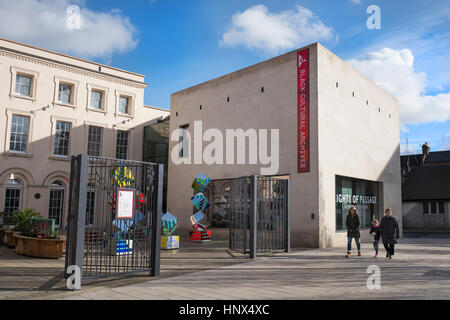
[14,213,66,259]
[7,209,40,248]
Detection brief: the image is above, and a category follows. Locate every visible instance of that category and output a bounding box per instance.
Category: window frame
[9,114,30,154]
[49,116,76,160]
[115,130,130,160]
[115,90,135,118]
[48,180,65,228]
[3,178,23,214]
[53,77,79,108]
[87,125,103,157]
[86,83,109,113]
[10,66,39,101]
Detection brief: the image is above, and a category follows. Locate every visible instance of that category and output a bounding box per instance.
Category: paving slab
[1,235,449,300]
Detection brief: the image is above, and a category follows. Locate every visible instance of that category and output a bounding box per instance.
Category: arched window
[4,177,23,213]
[48,180,65,227]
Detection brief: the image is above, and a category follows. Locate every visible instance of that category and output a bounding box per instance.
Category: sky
[0,0,449,154]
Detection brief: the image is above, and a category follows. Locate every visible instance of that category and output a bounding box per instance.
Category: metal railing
[229,175,290,258]
[65,155,162,283]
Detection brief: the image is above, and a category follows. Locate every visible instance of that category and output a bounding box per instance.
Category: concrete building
[401,144,450,232]
[0,38,169,228]
[167,43,402,248]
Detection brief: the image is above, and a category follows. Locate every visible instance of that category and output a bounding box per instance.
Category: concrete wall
[0,38,169,227]
[168,44,320,247]
[316,44,402,247]
[167,42,402,248]
[403,201,450,231]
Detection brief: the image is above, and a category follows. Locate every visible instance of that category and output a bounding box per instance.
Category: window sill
[3,152,33,159]
[88,107,107,114]
[49,156,71,162]
[10,94,36,102]
[115,112,133,119]
[54,101,77,109]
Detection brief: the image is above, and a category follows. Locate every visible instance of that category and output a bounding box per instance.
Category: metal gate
[65,155,163,282]
[229,176,290,258]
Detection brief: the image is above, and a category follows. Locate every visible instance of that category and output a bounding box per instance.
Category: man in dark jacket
[379,208,400,259]
[345,206,361,257]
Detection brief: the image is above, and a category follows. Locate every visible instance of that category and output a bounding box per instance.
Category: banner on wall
[297,48,310,173]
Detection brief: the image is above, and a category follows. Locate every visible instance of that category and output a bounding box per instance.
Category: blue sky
[0,0,449,153]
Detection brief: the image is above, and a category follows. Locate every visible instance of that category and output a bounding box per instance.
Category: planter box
[5,230,17,248]
[14,233,66,259]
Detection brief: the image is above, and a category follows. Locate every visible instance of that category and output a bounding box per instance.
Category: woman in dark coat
[379,208,400,259]
[345,206,361,257]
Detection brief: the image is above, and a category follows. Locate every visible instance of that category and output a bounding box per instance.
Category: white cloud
[350,0,362,4]
[347,48,450,125]
[220,4,334,55]
[0,0,138,61]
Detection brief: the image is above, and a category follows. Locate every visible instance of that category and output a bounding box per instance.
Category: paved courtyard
[1,234,449,300]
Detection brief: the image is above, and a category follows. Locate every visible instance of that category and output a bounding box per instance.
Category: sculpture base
[189,230,211,242]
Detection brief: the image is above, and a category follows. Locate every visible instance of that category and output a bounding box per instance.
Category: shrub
[12,209,41,235]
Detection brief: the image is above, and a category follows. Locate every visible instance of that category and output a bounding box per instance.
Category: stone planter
[5,230,17,248]
[14,233,66,259]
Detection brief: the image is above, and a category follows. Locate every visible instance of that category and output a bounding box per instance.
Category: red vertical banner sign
[297,49,310,173]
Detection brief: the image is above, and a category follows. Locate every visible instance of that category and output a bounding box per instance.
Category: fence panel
[65,155,162,282]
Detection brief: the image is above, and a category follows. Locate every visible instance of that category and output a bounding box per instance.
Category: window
[86,184,96,226]
[9,115,30,153]
[15,74,32,97]
[48,181,64,227]
[4,178,22,213]
[116,130,129,160]
[87,126,103,156]
[54,121,71,157]
[179,124,189,158]
[430,201,437,214]
[335,175,380,231]
[118,96,129,114]
[423,202,429,214]
[58,83,73,104]
[438,202,445,214]
[90,90,103,110]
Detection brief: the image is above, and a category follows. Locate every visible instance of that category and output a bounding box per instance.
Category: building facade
[0,38,169,228]
[167,43,402,248]
[401,144,450,232]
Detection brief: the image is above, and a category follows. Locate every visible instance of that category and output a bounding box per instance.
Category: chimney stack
[421,142,430,165]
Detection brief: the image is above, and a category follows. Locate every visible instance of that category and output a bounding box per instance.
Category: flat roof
[0,38,146,84]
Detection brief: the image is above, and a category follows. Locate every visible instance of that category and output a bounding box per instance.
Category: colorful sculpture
[189,173,212,242]
[161,212,179,249]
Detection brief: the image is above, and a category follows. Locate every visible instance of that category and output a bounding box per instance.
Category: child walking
[369,220,381,257]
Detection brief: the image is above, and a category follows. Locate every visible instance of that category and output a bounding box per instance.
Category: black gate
[229,176,290,258]
[65,155,162,282]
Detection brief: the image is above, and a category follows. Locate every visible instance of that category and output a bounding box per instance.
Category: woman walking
[380,208,400,259]
[345,206,361,257]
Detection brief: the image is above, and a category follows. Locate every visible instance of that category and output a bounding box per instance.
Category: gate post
[151,163,163,276]
[66,154,88,285]
[249,175,257,259]
[285,179,291,253]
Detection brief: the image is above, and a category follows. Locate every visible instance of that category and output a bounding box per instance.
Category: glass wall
[143,117,169,212]
[336,175,380,231]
